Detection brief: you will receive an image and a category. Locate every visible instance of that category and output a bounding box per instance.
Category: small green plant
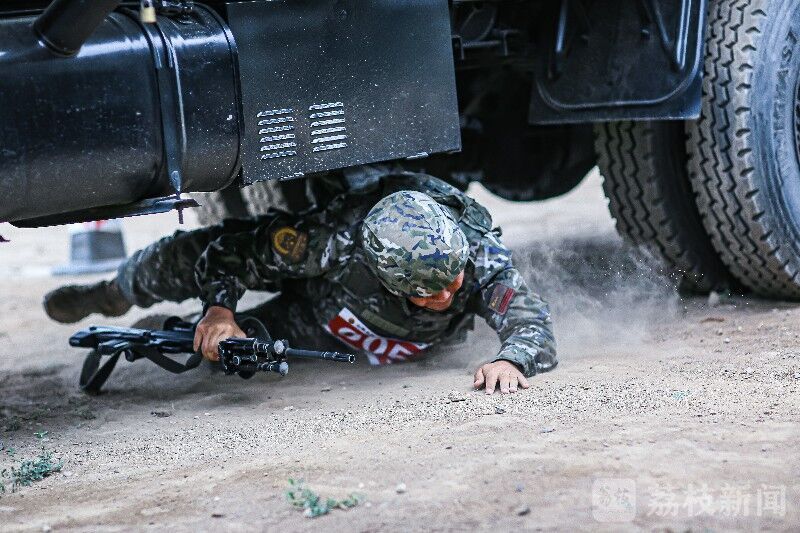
[285,478,361,518]
[3,417,22,432]
[75,407,96,420]
[671,390,691,400]
[0,448,62,493]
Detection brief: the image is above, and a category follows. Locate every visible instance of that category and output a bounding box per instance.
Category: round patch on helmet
[361,190,469,297]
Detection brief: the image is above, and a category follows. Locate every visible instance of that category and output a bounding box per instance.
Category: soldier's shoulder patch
[271,226,308,263]
[487,283,515,315]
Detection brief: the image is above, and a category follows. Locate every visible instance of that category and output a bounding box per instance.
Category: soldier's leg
[116,225,226,308]
[118,217,271,307]
[44,219,260,323]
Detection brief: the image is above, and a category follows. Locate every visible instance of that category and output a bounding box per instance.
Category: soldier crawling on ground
[44,169,558,394]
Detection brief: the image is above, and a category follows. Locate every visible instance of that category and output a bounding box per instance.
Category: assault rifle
[70,316,355,394]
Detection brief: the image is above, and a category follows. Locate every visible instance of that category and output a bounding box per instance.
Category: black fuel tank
[0,5,241,223]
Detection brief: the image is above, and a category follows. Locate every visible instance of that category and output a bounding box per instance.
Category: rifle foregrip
[258,361,289,376]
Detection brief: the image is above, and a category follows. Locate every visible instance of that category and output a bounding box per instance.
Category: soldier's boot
[43,280,132,324]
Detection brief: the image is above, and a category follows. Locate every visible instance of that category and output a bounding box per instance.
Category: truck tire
[687,0,800,298]
[595,121,730,292]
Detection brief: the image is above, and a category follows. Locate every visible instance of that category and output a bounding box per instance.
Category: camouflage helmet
[361,190,469,297]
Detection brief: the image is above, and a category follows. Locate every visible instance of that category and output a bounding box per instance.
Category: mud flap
[226,0,461,183]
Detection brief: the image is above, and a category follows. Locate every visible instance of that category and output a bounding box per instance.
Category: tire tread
[686,0,800,298]
[595,121,730,292]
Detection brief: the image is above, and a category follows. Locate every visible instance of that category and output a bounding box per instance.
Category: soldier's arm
[471,236,558,378]
[194,216,353,312]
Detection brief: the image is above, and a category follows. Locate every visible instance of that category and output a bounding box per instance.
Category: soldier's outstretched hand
[194,306,247,361]
[473,360,530,395]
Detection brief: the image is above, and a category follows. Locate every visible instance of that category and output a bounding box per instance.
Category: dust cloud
[517,235,679,359]
[467,172,681,362]
[433,231,681,375]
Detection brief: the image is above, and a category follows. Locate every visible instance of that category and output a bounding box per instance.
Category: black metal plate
[11,196,198,228]
[529,0,705,124]
[225,0,460,183]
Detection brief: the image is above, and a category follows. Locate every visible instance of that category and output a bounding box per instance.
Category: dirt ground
[0,170,798,532]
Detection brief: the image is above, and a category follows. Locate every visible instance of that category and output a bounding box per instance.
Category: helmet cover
[361,190,469,297]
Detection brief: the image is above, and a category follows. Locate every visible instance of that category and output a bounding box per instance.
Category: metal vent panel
[226,0,460,183]
[256,108,297,161]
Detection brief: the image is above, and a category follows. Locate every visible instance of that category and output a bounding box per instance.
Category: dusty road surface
[0,171,798,532]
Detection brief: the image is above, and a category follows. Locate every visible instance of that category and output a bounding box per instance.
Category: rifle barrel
[284,348,355,363]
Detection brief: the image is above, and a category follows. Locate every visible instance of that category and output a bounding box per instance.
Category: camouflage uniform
[116,171,557,376]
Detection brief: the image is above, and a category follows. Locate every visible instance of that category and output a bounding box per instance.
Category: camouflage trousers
[115,220,339,350]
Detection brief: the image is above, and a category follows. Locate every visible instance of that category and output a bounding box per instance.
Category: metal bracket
[451,3,523,63]
[637,0,691,71]
[11,196,199,228]
[530,0,705,123]
[156,0,194,18]
[550,0,591,79]
[136,9,188,195]
[550,0,691,78]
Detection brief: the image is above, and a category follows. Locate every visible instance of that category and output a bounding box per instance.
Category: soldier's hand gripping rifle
[70,316,355,394]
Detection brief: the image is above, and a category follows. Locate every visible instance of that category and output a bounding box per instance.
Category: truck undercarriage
[2,0,800,299]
